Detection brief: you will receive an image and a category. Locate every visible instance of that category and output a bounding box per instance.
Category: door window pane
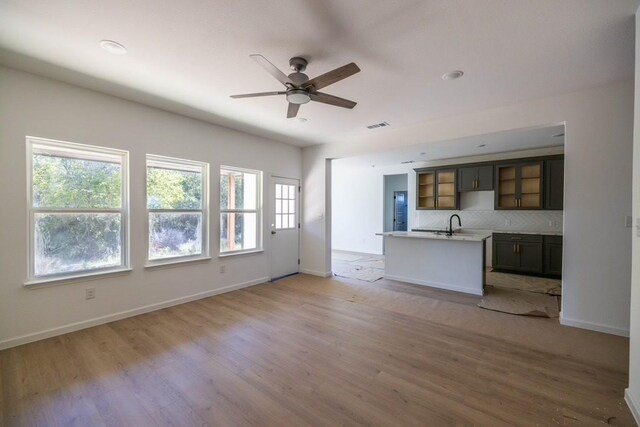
[275,184,296,230]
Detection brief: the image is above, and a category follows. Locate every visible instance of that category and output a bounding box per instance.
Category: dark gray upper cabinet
[458,165,494,191]
[495,161,543,210]
[415,168,459,210]
[545,158,564,210]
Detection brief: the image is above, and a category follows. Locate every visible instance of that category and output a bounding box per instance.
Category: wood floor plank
[1,274,635,426]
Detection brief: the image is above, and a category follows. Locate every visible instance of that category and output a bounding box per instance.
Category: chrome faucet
[448,214,461,236]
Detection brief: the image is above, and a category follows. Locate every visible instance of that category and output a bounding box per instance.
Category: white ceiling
[0,1,637,147]
[336,124,565,169]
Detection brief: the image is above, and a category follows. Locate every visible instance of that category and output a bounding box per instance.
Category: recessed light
[296,117,308,123]
[419,152,426,155]
[371,165,376,168]
[442,70,464,81]
[100,40,127,55]
[476,143,486,148]
[552,132,565,138]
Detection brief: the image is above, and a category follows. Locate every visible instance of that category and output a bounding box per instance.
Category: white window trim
[25,136,130,286]
[145,154,210,267]
[219,166,263,256]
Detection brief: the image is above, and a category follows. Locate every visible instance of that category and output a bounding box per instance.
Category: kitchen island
[379,231,491,296]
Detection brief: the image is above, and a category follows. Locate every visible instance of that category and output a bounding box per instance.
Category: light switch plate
[624,216,632,228]
[637,218,640,237]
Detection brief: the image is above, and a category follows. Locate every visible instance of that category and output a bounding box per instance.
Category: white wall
[625,7,640,423]
[332,163,412,254]
[0,66,301,348]
[304,80,633,336]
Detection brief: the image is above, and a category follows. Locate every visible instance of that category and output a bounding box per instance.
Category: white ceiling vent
[366,121,390,130]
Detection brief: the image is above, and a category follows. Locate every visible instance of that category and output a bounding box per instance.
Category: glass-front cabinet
[416,168,458,210]
[495,161,543,209]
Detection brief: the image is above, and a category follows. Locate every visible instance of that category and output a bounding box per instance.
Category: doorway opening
[383,174,409,233]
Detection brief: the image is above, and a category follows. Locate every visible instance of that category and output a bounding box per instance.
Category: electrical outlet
[505,219,511,226]
[548,220,555,228]
[85,288,95,300]
[219,265,225,273]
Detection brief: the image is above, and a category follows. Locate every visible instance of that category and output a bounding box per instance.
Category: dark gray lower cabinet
[544,235,563,276]
[492,233,561,277]
[493,241,520,270]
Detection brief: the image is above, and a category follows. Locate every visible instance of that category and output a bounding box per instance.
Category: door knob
[271,230,276,235]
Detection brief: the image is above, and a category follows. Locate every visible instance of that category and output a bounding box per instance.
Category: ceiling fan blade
[250,54,293,87]
[310,92,357,109]
[287,103,300,118]
[230,91,285,99]
[305,62,360,90]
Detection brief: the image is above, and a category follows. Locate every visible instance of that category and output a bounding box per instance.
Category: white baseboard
[625,388,640,425]
[300,269,332,278]
[559,312,630,337]
[0,277,268,350]
[385,274,484,296]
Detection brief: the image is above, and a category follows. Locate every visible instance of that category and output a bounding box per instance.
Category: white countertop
[377,231,491,242]
[411,228,563,237]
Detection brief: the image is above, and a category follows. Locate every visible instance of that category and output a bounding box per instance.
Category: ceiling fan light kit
[231,54,361,118]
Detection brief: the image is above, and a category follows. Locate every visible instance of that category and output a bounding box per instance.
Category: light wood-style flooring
[1,274,634,426]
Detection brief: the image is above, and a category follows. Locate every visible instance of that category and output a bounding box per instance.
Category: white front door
[270,177,300,280]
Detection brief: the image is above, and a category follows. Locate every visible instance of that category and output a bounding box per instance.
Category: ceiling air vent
[366,121,390,130]
[400,160,415,164]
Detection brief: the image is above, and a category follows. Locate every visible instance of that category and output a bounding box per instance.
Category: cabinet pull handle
[513,244,516,253]
[474,180,477,189]
[517,244,520,253]
[514,199,517,207]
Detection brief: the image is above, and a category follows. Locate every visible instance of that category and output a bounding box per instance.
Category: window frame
[219,166,263,257]
[145,154,210,267]
[25,136,130,286]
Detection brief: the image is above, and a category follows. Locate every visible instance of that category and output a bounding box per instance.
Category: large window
[220,167,262,254]
[146,155,209,264]
[27,137,129,282]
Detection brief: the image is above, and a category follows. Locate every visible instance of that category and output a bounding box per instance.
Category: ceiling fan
[230,55,361,118]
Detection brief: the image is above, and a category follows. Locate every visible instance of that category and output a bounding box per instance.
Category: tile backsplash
[414,192,563,233]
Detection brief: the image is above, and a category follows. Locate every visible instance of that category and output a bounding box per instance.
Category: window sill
[218,249,264,258]
[24,267,133,288]
[144,256,211,269]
